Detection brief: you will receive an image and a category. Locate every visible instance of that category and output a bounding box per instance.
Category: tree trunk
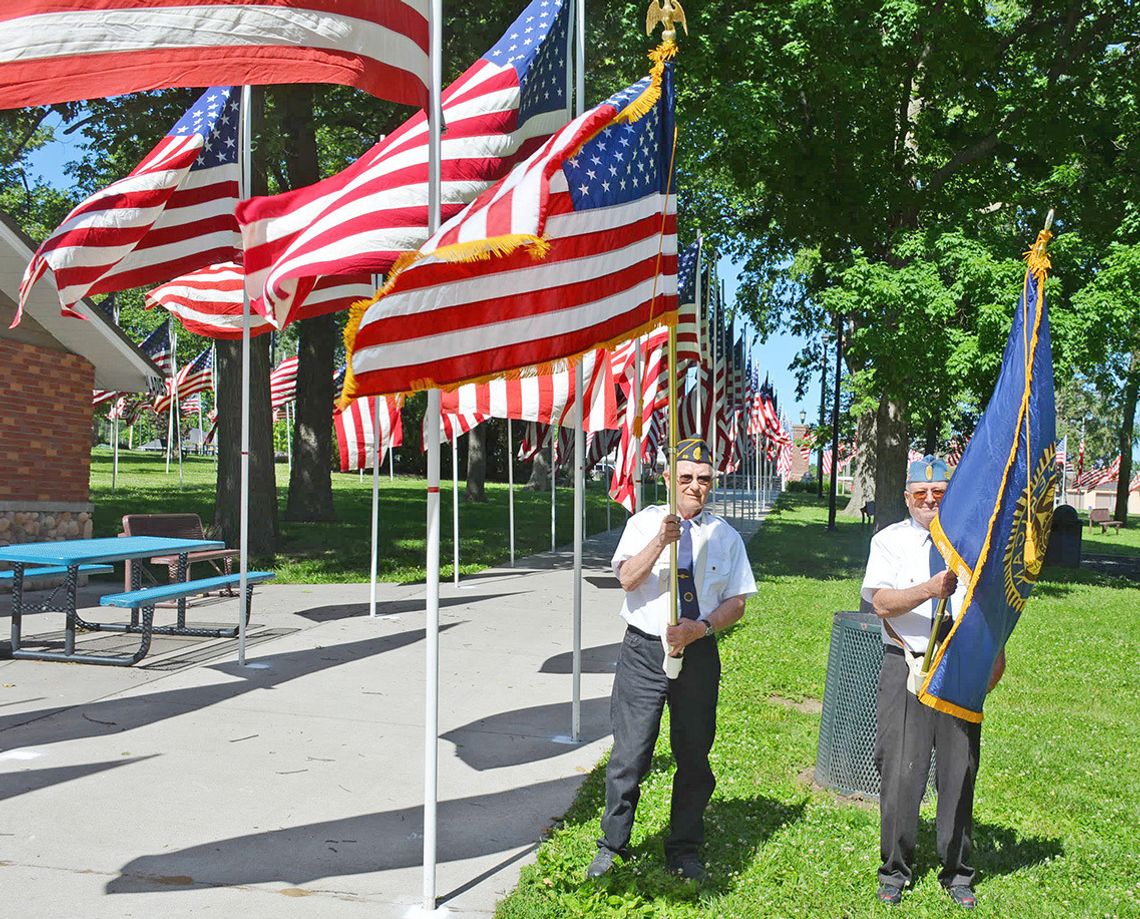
[213,336,279,555]
[285,312,337,521]
[843,409,877,516]
[873,393,909,531]
[279,84,337,523]
[466,422,487,501]
[1113,351,1139,523]
[525,446,551,491]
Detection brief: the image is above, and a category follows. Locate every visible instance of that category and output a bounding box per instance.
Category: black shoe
[877,883,903,905]
[667,854,709,882]
[947,885,976,909]
[586,848,617,880]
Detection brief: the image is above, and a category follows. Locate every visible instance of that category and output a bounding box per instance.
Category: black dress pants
[875,645,982,888]
[599,626,720,861]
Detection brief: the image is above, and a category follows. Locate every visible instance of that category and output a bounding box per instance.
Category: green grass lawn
[495,494,1140,919]
[89,448,619,584]
[1082,516,1140,558]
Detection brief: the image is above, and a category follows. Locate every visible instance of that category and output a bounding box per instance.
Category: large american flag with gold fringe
[342,55,678,401]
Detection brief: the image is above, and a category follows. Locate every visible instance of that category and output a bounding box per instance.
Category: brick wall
[0,338,93,504]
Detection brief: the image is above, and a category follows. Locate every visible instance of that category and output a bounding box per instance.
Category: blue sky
[25,111,816,427]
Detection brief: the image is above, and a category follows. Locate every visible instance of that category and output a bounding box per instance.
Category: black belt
[626,624,660,641]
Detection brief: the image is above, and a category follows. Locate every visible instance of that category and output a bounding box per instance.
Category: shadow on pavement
[106,775,584,892]
[442,697,611,771]
[296,594,510,623]
[539,642,621,674]
[0,755,158,802]
[0,626,462,753]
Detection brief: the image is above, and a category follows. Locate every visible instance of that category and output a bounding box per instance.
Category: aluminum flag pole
[166,320,177,474]
[389,446,395,479]
[550,427,557,551]
[369,394,381,619]
[507,421,516,566]
[664,325,682,679]
[423,1,443,909]
[568,0,587,744]
[452,436,460,586]
[634,339,643,512]
[233,82,249,665]
[112,414,119,492]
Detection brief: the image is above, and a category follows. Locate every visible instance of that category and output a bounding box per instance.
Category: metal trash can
[816,610,885,797]
[1045,504,1081,568]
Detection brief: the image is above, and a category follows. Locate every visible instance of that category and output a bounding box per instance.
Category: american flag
[1085,454,1121,489]
[146,261,374,340]
[17,88,240,325]
[676,239,702,365]
[517,421,545,462]
[437,349,617,434]
[270,357,300,410]
[777,440,793,477]
[335,396,403,473]
[181,393,202,414]
[0,1,429,110]
[238,0,573,331]
[343,62,679,400]
[155,347,213,414]
[139,322,174,376]
[1055,436,1067,467]
[438,410,491,444]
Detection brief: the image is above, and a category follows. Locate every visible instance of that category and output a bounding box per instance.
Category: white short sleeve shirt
[611,504,758,636]
[861,517,968,654]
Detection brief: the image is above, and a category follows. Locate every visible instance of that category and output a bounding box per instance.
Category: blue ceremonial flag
[924,229,1059,723]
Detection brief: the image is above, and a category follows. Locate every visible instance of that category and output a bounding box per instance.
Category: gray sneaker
[586,847,617,879]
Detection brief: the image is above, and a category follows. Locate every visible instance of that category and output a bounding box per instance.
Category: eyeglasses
[907,487,946,503]
[677,474,713,487]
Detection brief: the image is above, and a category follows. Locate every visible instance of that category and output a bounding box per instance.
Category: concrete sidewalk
[0,511,763,918]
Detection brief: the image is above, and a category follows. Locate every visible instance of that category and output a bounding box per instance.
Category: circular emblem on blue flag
[1004,444,1059,613]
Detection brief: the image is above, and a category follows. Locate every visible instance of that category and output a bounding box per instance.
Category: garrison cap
[675,438,713,466]
[907,454,950,485]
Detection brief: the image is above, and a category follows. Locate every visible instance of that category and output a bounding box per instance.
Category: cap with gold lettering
[674,438,713,466]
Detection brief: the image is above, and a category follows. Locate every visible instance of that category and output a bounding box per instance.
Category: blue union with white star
[562,64,675,212]
[678,240,699,303]
[484,0,570,125]
[170,86,240,170]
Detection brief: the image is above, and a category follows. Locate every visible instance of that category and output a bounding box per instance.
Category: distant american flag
[17,87,240,324]
[155,347,213,414]
[335,397,403,473]
[0,1,429,110]
[270,357,300,410]
[181,393,202,414]
[146,262,376,340]
[139,322,174,376]
[1055,436,1067,467]
[434,350,617,437]
[344,63,678,400]
[675,240,701,365]
[238,0,573,330]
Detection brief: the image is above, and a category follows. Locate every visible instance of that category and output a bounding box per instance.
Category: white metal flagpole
[423,1,443,909]
[569,0,587,745]
[369,394,381,619]
[237,84,253,666]
[112,413,119,491]
[634,339,643,511]
[166,320,177,474]
[550,426,557,551]
[507,420,516,566]
[452,436,460,586]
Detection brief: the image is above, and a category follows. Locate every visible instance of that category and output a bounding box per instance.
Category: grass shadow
[913,818,1064,882]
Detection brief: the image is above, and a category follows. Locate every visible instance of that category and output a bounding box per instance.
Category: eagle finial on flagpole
[646,0,689,43]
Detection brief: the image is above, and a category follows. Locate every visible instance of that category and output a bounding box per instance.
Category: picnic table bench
[0,536,273,666]
[120,513,239,596]
[1089,507,1123,535]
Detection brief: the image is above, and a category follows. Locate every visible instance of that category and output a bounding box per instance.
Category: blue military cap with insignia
[674,437,713,465]
[907,454,950,484]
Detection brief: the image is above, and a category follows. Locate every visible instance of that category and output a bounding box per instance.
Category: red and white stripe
[17,87,240,322]
[335,396,403,473]
[146,261,374,339]
[439,349,617,433]
[270,357,300,410]
[345,74,677,399]
[237,0,571,330]
[0,1,429,110]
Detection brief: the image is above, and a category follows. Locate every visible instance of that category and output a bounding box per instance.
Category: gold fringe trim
[1024,229,1052,283]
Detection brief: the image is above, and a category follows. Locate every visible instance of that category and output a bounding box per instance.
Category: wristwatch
[702,620,715,639]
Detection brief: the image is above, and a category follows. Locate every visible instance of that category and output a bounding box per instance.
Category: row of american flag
[10,0,793,508]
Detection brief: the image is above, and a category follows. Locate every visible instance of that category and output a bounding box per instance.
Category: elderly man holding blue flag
[863,223,1059,909]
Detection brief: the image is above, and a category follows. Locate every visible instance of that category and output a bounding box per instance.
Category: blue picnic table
[0,536,224,665]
